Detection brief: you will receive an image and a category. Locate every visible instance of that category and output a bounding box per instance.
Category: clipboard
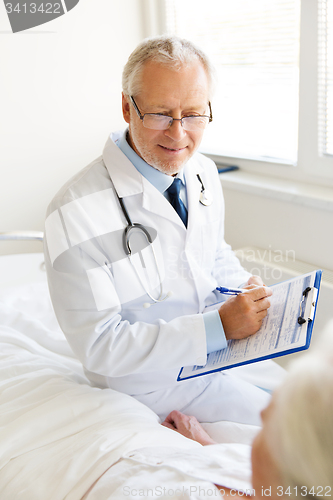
[177,270,322,382]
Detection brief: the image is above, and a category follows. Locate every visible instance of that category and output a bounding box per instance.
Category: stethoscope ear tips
[143,302,151,309]
[166,291,173,298]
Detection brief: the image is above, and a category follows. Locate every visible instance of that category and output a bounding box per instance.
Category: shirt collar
[117,130,185,194]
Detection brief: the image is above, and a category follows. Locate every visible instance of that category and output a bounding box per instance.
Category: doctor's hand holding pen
[218,275,273,340]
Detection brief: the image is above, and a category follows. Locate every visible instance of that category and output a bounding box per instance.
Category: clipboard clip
[298,286,318,325]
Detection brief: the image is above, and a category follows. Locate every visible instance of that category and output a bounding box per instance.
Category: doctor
[44,36,272,425]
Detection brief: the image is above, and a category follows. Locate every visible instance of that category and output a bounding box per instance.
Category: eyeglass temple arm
[208,102,213,122]
[130,96,144,120]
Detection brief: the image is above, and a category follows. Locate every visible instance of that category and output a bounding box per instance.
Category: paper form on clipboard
[178,270,322,381]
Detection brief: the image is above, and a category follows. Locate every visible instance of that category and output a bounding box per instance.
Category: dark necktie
[167,178,188,228]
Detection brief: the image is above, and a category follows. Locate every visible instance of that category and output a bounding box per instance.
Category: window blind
[319,0,333,157]
[164,0,300,164]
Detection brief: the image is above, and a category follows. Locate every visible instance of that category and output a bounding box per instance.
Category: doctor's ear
[122,93,131,124]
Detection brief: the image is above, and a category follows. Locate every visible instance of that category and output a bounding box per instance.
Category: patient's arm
[162,411,253,498]
[161,410,216,446]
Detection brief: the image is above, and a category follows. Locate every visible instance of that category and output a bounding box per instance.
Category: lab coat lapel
[103,136,143,197]
[184,159,208,308]
[185,159,203,234]
[103,135,189,229]
[141,177,186,229]
[103,136,209,309]
[142,158,204,229]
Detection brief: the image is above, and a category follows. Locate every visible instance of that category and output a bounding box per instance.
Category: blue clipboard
[177,270,322,382]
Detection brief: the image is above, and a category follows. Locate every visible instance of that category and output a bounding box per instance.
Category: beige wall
[222,185,333,272]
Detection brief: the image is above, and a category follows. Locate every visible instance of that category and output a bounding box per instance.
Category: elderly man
[44,36,272,424]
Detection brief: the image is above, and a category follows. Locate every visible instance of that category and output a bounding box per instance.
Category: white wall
[222,184,333,272]
[0,0,146,254]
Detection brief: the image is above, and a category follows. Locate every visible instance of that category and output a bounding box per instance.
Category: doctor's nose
[164,119,187,142]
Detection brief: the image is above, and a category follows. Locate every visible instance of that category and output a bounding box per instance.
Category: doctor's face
[122,60,210,176]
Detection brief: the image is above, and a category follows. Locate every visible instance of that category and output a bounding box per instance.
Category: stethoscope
[197,174,213,206]
[113,174,212,308]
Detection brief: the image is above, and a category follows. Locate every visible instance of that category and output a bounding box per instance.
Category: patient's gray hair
[122,35,216,99]
[270,329,333,497]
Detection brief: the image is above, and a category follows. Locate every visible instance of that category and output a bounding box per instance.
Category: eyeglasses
[130,96,213,132]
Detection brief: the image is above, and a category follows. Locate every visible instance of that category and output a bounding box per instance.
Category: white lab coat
[44,133,270,423]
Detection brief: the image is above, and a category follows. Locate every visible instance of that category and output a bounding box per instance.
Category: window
[319,0,333,156]
[148,0,333,185]
[165,0,300,165]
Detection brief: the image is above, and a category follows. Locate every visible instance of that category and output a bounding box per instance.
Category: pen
[216,286,247,295]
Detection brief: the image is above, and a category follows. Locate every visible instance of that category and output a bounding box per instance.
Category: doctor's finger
[254,296,271,312]
[246,275,264,287]
[256,308,269,321]
[242,284,258,291]
[245,285,272,301]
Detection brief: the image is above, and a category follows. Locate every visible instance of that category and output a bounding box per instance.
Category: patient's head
[163,328,333,498]
[251,344,333,499]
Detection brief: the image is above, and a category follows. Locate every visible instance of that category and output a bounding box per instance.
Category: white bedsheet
[0,256,285,499]
[0,282,201,499]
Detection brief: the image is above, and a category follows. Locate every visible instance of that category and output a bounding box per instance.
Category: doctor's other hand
[161,410,216,446]
[218,285,272,340]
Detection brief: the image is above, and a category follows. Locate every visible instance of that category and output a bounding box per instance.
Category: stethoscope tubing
[111,174,211,306]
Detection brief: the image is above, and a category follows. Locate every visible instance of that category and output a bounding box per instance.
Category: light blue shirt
[116,130,227,354]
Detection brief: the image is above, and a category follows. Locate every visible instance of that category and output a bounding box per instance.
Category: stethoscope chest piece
[199,189,213,206]
[197,174,213,206]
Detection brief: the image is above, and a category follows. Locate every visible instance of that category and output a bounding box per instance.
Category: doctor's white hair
[269,327,333,497]
[122,35,216,100]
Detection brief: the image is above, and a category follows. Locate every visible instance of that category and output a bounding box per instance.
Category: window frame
[144,0,333,188]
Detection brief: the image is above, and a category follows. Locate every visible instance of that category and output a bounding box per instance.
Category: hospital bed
[0,231,285,499]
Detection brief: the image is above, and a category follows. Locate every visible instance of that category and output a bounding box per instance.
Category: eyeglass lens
[142,114,209,131]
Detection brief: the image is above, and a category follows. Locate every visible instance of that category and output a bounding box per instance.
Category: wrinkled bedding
[0,255,284,499]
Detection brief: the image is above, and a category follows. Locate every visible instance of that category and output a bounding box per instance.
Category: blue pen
[216,286,247,296]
